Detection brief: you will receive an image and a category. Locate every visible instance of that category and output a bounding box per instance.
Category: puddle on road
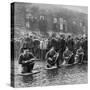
[14,60,88,87]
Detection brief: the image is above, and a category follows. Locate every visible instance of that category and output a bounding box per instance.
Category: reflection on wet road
[15,61,88,87]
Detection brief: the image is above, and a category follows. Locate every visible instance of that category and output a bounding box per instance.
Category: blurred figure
[39,16,47,34]
[52,18,58,32]
[58,18,64,32]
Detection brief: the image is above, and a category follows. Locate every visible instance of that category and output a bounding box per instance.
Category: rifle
[22,58,40,64]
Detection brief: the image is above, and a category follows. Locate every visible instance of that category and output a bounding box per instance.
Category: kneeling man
[45,47,59,68]
[63,47,73,65]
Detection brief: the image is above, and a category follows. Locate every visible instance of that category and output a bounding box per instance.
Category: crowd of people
[18,32,88,73]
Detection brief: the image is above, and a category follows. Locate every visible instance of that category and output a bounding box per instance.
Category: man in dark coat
[33,39,40,58]
[66,36,74,52]
[56,36,66,66]
[19,50,35,73]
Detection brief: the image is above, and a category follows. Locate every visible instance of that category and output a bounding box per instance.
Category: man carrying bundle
[45,47,59,68]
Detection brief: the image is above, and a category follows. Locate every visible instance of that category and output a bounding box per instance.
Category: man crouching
[19,49,36,73]
[45,47,59,68]
[63,47,73,65]
[75,46,84,64]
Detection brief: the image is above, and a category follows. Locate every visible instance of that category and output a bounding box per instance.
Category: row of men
[20,34,87,59]
[19,34,88,73]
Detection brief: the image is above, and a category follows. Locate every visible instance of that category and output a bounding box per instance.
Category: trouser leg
[56,57,60,67]
[22,64,28,73]
[22,63,34,73]
[27,63,34,72]
[78,54,83,64]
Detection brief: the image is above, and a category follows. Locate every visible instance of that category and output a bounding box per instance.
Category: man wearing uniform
[19,50,36,73]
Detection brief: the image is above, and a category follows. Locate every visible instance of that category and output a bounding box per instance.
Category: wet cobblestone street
[15,61,88,87]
